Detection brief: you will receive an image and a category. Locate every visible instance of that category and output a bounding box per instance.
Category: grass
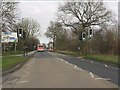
[57,50,119,66]
[84,54,118,65]
[2,56,27,70]
[57,50,79,57]
[2,50,23,56]
[0,50,24,70]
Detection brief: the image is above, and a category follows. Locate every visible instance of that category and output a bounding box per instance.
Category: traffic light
[82,32,86,41]
[89,29,93,37]
[17,28,26,39]
[17,28,23,38]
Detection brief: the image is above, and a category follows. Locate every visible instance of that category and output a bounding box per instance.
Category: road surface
[2,51,118,88]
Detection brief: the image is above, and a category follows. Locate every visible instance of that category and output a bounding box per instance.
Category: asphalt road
[2,51,118,88]
[49,52,119,85]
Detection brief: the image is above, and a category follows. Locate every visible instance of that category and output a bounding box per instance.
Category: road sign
[1,32,18,43]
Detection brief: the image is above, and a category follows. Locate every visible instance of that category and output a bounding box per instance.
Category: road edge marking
[76,67,84,71]
[16,81,29,84]
[74,65,77,69]
[89,72,94,78]
[95,78,111,81]
[65,61,68,64]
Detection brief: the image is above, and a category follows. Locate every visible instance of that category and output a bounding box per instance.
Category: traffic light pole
[23,39,27,56]
[17,27,27,56]
[79,28,93,56]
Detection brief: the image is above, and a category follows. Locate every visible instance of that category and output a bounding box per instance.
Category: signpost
[1,32,18,43]
[1,32,18,52]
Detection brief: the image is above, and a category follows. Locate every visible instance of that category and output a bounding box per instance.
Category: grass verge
[57,50,119,66]
[2,51,23,56]
[2,56,27,71]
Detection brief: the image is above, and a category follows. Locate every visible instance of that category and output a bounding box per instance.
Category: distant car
[37,46,45,52]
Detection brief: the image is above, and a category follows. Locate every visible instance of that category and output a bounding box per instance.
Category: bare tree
[45,21,68,49]
[45,21,62,40]
[18,18,41,38]
[0,0,19,32]
[58,1,112,35]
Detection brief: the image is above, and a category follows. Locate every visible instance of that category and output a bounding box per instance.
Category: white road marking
[60,58,65,62]
[67,63,73,66]
[89,72,94,78]
[74,65,77,69]
[12,79,18,83]
[17,81,29,84]
[15,65,20,68]
[65,61,68,64]
[91,61,93,63]
[95,78,111,81]
[76,67,84,71]
[105,64,108,67]
[22,71,30,78]
[89,72,111,81]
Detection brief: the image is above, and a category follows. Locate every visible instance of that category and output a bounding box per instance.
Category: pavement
[2,51,36,80]
[2,51,119,88]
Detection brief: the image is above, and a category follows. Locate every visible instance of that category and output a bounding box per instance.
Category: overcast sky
[19,1,118,44]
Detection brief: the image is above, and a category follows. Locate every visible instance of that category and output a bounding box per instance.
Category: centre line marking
[95,78,111,81]
[89,72,94,78]
[105,64,108,67]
